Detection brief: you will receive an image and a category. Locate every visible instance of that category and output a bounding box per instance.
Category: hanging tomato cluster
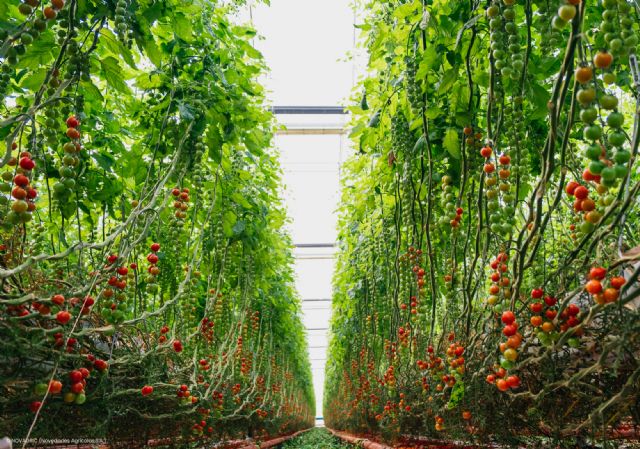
[585,266,626,305]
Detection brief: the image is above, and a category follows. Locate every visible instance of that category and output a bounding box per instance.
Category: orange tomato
[48,380,63,394]
[586,279,603,295]
[575,66,593,84]
[603,288,619,303]
[507,333,522,348]
[610,276,625,289]
[594,51,613,69]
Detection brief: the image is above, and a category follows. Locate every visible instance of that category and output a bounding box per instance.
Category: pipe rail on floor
[327,428,395,449]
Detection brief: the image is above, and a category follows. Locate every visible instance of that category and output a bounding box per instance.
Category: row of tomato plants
[325,0,639,446]
[0,0,314,445]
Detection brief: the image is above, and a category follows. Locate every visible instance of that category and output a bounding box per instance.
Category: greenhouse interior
[0,0,639,448]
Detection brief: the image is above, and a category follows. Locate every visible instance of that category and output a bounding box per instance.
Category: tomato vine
[0,0,314,445]
[326,0,639,446]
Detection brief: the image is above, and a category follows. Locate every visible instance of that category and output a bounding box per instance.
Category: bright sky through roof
[248,0,357,106]
[241,0,360,418]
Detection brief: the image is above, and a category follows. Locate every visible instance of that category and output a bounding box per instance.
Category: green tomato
[614,164,628,178]
[613,150,630,164]
[567,337,580,348]
[558,4,576,21]
[75,393,86,405]
[601,166,616,181]
[603,194,616,206]
[585,144,602,160]
[580,107,598,124]
[500,358,515,370]
[583,125,602,141]
[601,21,615,32]
[608,131,626,147]
[625,35,638,47]
[599,94,618,110]
[59,166,75,178]
[501,67,514,78]
[588,160,605,175]
[609,38,623,52]
[6,211,21,225]
[580,221,595,233]
[537,332,551,346]
[503,7,516,20]
[603,72,616,85]
[20,33,33,45]
[512,60,524,72]
[19,212,32,223]
[577,88,596,105]
[606,112,624,128]
[490,18,503,30]
[35,383,48,396]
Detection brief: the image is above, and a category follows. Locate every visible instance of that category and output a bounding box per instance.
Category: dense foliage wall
[325,0,639,445]
[0,0,314,445]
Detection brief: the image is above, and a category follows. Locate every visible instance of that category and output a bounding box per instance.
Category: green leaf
[223,210,237,237]
[368,110,381,128]
[100,29,137,69]
[437,68,458,95]
[425,107,443,119]
[443,128,460,159]
[413,135,426,153]
[19,68,47,91]
[447,380,465,409]
[232,220,246,237]
[99,56,131,94]
[418,45,439,78]
[17,32,55,69]
[141,36,163,67]
[80,80,104,103]
[178,102,196,121]
[173,13,193,41]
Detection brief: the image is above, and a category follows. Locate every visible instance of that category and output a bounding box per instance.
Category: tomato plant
[325,0,640,446]
[0,0,314,445]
